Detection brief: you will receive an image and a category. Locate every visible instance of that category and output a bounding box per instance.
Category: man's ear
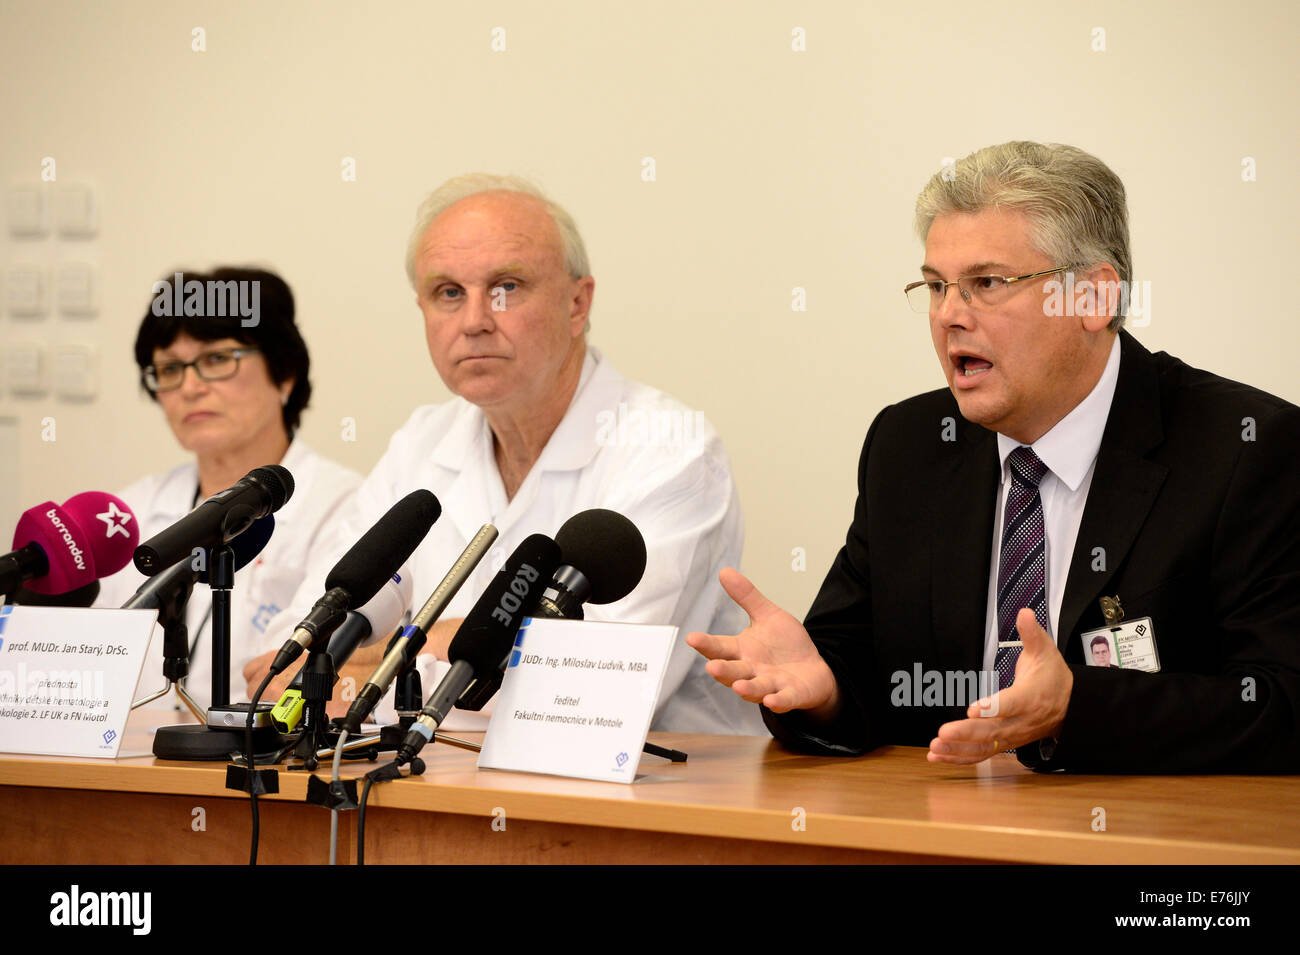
[1075,262,1121,333]
[570,275,595,337]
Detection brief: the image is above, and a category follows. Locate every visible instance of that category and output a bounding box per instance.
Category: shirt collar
[996,334,1122,491]
[430,346,615,474]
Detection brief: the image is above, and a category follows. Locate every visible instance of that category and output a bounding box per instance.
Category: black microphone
[270,568,415,734]
[536,509,646,619]
[396,533,561,763]
[456,509,647,711]
[124,515,278,713]
[133,465,294,575]
[302,569,414,674]
[267,490,441,677]
[122,514,277,611]
[338,524,497,736]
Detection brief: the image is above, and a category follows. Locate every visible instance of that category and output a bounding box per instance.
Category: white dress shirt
[96,439,362,711]
[258,348,766,734]
[981,335,1122,672]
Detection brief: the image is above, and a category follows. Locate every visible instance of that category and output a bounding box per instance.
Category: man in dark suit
[688,142,1300,773]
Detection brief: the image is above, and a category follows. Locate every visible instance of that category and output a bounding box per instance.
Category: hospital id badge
[1080,617,1161,673]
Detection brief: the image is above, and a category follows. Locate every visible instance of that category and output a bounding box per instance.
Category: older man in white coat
[244,175,763,734]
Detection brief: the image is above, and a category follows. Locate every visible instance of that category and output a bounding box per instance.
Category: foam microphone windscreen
[12,492,139,595]
[554,509,647,604]
[447,533,561,672]
[324,490,441,606]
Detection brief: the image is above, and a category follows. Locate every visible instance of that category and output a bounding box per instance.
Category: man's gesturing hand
[928,608,1073,764]
[686,567,840,718]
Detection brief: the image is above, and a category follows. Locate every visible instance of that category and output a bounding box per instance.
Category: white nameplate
[478,617,676,784]
[0,605,156,758]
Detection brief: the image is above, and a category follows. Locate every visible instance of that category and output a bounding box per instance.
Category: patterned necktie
[995,446,1050,692]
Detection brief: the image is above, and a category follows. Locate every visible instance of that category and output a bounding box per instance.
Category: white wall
[2,0,1296,616]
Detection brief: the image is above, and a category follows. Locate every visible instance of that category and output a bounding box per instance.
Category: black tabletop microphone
[133,465,293,574]
[339,524,498,736]
[123,514,277,611]
[267,490,441,677]
[456,509,647,712]
[534,508,646,619]
[396,533,561,763]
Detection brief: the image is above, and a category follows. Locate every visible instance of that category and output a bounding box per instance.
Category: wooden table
[1,715,1296,864]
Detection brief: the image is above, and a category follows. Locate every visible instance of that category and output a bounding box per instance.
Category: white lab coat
[96,440,362,712]
[257,349,765,734]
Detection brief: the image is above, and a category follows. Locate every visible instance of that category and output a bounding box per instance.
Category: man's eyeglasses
[143,347,260,393]
[903,267,1070,314]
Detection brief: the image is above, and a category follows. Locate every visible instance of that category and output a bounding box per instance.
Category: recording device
[270,568,415,734]
[533,508,647,619]
[456,509,647,712]
[1,492,139,597]
[130,514,277,718]
[396,534,561,763]
[133,465,293,575]
[265,490,442,677]
[337,524,498,736]
[123,513,276,611]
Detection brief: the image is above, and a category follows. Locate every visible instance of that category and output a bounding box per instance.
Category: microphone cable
[245,671,275,865]
[328,728,348,865]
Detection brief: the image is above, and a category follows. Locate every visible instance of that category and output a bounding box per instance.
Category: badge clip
[1099,595,1125,625]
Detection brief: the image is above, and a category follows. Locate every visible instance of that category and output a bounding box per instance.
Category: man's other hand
[928,607,1073,764]
[686,567,841,719]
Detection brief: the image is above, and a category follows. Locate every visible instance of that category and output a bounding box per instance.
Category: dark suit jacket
[765,331,1300,773]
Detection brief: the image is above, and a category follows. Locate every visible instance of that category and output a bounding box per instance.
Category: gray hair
[914,142,1132,331]
[405,174,591,288]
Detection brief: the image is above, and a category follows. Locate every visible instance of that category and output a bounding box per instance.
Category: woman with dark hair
[97,267,360,713]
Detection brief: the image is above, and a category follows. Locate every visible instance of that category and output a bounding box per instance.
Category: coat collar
[1057,330,1168,646]
[428,347,622,540]
[929,404,1000,672]
[429,347,613,475]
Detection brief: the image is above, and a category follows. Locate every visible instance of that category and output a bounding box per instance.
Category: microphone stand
[131,570,205,722]
[288,646,338,772]
[308,643,428,763]
[154,544,282,761]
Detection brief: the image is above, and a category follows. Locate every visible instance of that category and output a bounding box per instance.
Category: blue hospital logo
[251,603,280,633]
[102,729,117,745]
[508,626,528,668]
